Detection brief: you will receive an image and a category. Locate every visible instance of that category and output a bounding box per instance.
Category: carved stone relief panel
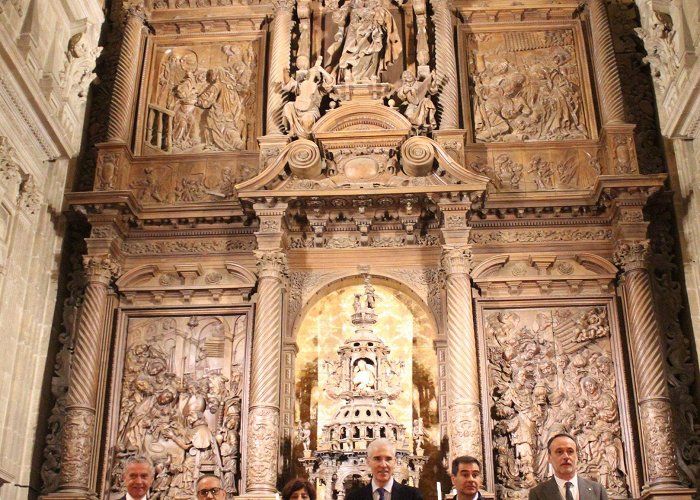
[126,156,259,204]
[108,312,251,499]
[481,305,631,498]
[137,34,264,155]
[463,27,594,144]
[465,146,602,192]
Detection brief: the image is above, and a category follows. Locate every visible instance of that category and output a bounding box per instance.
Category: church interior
[0,0,699,499]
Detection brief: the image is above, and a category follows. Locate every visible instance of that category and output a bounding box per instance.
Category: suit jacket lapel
[577,477,594,500]
[544,478,561,499]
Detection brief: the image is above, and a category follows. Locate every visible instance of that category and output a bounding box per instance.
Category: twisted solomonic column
[430,0,459,129]
[588,0,625,125]
[441,246,482,464]
[107,3,148,143]
[246,250,288,493]
[614,240,682,488]
[266,0,295,135]
[58,256,120,493]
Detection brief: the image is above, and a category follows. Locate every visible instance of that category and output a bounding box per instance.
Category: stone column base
[40,492,98,500]
[640,487,696,500]
[236,494,279,500]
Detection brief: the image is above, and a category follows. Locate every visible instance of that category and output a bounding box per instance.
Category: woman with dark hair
[282,478,317,500]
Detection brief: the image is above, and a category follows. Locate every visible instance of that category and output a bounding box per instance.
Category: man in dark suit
[119,455,154,500]
[346,438,423,500]
[451,455,484,500]
[528,433,608,500]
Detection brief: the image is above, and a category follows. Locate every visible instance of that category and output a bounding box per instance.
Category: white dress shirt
[126,493,148,500]
[372,478,394,500]
[553,475,578,500]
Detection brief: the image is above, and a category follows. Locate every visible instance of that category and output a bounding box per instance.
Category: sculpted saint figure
[396,70,439,132]
[197,68,245,151]
[282,57,334,139]
[327,0,402,83]
[352,359,376,391]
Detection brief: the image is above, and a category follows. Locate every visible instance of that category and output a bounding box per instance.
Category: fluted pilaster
[441,246,482,463]
[430,0,459,129]
[58,256,119,493]
[588,0,626,125]
[246,250,288,492]
[266,0,295,135]
[615,240,681,488]
[107,3,148,143]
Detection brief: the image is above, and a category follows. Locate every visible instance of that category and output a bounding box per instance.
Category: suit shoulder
[346,485,371,500]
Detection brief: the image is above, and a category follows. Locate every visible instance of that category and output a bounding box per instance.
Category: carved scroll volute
[614,239,684,488]
[246,250,288,493]
[107,3,149,144]
[58,254,121,493]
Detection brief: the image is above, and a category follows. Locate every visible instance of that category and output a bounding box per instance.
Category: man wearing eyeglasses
[196,474,226,499]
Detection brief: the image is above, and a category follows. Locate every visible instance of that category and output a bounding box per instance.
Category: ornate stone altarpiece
[42,0,700,499]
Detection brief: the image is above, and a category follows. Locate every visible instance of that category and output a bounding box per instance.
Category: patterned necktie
[565,481,574,500]
[378,489,385,500]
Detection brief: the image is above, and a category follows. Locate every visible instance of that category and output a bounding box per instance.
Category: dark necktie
[565,481,574,500]
[378,489,385,500]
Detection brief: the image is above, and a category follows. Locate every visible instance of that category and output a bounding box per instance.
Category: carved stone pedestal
[640,488,696,500]
[237,494,279,500]
[40,493,97,500]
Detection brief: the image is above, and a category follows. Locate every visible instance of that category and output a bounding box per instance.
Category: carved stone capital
[125,2,148,23]
[614,240,650,272]
[82,255,121,284]
[441,246,473,275]
[255,250,289,280]
[245,406,280,491]
[272,0,296,12]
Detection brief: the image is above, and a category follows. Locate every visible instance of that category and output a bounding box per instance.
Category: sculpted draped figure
[326,0,402,83]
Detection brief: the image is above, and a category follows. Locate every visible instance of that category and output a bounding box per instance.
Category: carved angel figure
[396,70,440,132]
[326,0,402,83]
[282,57,334,139]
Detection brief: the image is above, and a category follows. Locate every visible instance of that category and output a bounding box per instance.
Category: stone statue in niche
[352,358,376,391]
[485,307,630,498]
[395,70,440,133]
[148,43,257,153]
[468,30,588,143]
[325,0,402,84]
[111,315,245,498]
[282,57,334,139]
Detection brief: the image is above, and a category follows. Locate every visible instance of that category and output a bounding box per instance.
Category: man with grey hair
[346,438,423,500]
[120,455,154,500]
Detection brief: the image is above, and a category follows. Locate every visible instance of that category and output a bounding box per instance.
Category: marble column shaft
[615,240,682,488]
[58,256,118,493]
[430,0,459,129]
[107,4,148,143]
[588,0,626,125]
[265,1,295,135]
[441,247,482,463]
[246,251,287,493]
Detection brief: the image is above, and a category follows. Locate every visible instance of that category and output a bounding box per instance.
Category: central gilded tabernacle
[299,276,427,500]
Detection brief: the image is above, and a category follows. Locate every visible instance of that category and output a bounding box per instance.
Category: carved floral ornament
[613,240,650,272]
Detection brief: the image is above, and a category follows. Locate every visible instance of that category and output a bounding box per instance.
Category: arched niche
[290,276,441,488]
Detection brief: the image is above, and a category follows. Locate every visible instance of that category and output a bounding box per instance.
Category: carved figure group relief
[127,160,258,204]
[111,314,247,499]
[151,0,265,8]
[467,30,589,143]
[484,307,629,498]
[467,148,601,192]
[144,42,258,154]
